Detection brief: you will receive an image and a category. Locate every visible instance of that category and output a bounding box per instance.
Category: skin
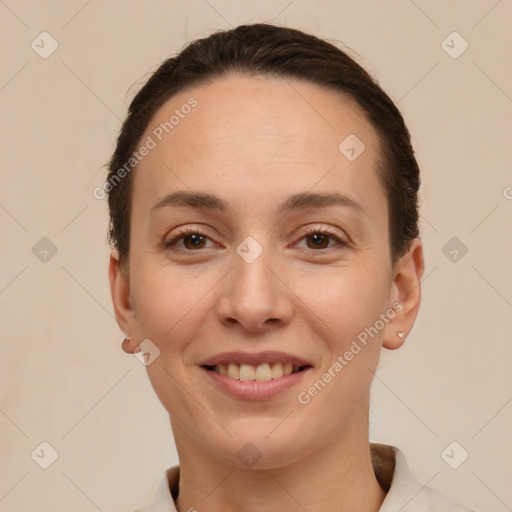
[109,74,424,512]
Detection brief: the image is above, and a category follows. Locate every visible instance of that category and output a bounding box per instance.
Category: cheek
[293,271,387,415]
[131,261,214,341]
[131,265,218,417]
[131,252,391,357]
[294,264,391,345]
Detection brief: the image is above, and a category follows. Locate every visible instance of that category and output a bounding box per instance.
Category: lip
[200,365,313,401]
[197,350,313,367]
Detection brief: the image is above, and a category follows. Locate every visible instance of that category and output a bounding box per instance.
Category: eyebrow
[150,190,366,216]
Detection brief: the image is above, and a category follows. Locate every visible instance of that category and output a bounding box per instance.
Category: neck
[172,398,386,512]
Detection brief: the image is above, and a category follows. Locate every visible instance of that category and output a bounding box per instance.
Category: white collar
[141,443,475,512]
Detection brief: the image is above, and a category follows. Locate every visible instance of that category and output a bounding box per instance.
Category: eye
[163,225,349,253]
[164,226,219,251]
[295,226,349,250]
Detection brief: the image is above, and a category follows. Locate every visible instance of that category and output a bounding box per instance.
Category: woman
[106,23,477,512]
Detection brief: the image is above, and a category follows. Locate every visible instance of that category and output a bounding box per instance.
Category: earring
[397,331,405,339]
[122,337,130,346]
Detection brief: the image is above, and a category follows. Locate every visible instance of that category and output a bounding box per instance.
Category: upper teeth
[215,362,301,381]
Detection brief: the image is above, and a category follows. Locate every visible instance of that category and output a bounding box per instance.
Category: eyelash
[301,226,349,248]
[163,225,349,252]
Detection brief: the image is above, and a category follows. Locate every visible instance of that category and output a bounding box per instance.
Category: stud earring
[397,331,405,339]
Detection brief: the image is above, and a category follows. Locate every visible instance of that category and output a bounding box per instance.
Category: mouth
[198,351,314,400]
[201,362,312,382]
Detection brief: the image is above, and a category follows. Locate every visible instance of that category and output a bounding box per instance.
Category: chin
[203,420,319,470]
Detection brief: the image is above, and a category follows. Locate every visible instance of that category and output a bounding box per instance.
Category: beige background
[1,1,511,511]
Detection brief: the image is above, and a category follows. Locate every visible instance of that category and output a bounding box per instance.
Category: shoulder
[371,443,480,512]
[417,485,480,512]
[131,464,180,512]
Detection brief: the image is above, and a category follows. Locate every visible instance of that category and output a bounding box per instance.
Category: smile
[198,350,314,400]
[203,362,309,381]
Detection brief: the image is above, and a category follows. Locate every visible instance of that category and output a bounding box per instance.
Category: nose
[217,244,294,334]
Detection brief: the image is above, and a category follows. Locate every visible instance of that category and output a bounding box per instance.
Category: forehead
[132,74,386,222]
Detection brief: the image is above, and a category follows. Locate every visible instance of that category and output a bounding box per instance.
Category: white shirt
[135,443,478,512]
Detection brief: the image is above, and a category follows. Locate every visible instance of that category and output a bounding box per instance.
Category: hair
[106,23,420,269]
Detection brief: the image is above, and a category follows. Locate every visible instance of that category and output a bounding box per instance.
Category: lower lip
[200,366,311,401]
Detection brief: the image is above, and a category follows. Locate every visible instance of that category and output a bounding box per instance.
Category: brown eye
[164,227,217,251]
[182,233,207,250]
[305,232,331,249]
[296,228,348,251]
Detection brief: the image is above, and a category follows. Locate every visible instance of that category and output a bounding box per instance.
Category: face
[110,74,423,469]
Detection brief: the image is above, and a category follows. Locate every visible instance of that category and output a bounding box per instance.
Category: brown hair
[106,23,420,268]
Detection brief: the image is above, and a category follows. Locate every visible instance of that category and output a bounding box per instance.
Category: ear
[108,250,139,354]
[383,238,425,350]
